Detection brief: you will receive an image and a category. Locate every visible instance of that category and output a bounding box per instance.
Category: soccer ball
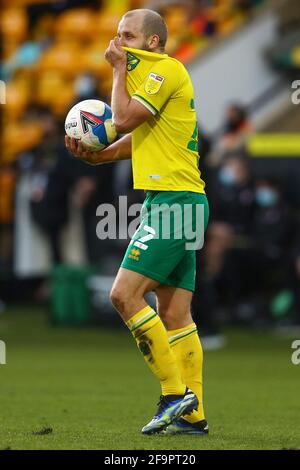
[65,99,117,151]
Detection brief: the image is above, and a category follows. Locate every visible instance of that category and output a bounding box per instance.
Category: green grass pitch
[0,306,299,450]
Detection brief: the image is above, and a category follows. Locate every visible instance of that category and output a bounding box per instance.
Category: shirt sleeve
[132,59,181,115]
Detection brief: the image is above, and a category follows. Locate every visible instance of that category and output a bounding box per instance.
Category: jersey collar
[123,47,168,60]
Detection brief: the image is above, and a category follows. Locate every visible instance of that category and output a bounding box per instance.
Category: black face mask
[225,120,241,133]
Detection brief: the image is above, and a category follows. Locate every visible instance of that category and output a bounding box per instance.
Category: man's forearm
[87,134,132,165]
[111,67,131,129]
[106,45,152,134]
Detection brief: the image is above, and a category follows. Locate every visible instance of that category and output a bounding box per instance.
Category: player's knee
[110,285,135,314]
[110,286,126,313]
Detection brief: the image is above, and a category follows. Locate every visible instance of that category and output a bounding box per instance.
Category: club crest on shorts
[145,73,165,95]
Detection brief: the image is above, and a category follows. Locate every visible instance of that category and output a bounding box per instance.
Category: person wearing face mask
[207,104,253,167]
[251,179,295,286]
[212,155,255,236]
[218,165,237,186]
[255,184,279,208]
[289,221,300,326]
[253,179,293,259]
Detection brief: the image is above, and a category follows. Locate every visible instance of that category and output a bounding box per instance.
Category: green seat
[50,265,95,326]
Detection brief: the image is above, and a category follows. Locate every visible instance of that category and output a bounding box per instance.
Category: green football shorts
[121,191,209,292]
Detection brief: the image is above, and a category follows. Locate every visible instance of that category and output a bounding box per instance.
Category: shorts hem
[161,279,195,292]
[121,263,195,292]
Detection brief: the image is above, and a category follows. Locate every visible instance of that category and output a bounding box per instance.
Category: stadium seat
[54,8,96,41]
[5,82,30,121]
[35,70,73,102]
[37,43,84,76]
[95,11,122,41]
[2,121,43,162]
[206,2,245,36]
[102,0,130,15]
[163,6,189,35]
[51,87,76,117]
[217,13,245,36]
[34,71,75,115]
[1,8,28,43]
[2,40,21,61]
[83,42,112,77]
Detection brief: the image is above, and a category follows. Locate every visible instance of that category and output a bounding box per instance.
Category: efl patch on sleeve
[144,73,165,95]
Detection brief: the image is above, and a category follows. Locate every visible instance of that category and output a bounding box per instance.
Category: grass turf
[0,306,299,450]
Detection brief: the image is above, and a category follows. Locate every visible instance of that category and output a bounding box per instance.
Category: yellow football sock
[167,323,205,423]
[126,306,186,396]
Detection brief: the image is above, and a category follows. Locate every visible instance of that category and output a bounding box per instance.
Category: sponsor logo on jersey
[145,73,165,95]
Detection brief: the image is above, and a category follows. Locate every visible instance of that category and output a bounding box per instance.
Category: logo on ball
[80,111,104,134]
[65,99,117,151]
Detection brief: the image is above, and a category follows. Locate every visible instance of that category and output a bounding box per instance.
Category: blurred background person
[207,104,253,168]
[290,221,300,326]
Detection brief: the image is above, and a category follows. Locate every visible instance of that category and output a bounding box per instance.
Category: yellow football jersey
[123,47,205,194]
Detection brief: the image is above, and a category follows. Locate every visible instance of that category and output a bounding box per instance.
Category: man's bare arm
[65,134,132,166]
[105,40,153,134]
